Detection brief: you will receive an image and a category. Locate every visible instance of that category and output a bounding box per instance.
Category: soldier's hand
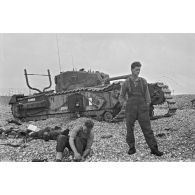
[122,102,127,108]
[81,157,86,162]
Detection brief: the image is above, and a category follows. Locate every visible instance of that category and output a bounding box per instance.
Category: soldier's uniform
[119,75,158,151]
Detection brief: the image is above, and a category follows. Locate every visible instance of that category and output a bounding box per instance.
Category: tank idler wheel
[103,111,113,122]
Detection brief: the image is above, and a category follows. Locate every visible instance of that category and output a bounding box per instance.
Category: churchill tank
[9,68,177,122]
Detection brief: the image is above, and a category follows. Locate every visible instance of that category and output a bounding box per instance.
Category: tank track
[46,82,120,97]
[155,82,177,117]
[111,82,177,122]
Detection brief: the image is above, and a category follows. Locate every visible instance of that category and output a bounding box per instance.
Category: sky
[0,33,195,95]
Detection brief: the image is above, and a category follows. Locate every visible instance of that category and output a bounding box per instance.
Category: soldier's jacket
[119,75,151,105]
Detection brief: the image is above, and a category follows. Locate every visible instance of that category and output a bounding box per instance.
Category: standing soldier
[119,61,163,156]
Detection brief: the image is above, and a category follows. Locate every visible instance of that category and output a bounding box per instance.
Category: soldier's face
[131,67,141,77]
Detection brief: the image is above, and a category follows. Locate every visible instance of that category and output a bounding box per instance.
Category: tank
[9,68,177,122]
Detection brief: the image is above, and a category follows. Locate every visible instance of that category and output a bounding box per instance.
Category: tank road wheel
[103,111,113,122]
[96,115,103,121]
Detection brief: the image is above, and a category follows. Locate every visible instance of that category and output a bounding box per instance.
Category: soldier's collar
[129,75,140,81]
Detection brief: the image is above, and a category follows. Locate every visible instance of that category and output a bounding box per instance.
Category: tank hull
[9,82,177,122]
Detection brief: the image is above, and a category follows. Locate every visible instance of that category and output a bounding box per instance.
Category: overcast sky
[0,33,195,95]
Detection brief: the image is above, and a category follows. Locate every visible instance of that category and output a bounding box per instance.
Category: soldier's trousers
[56,135,87,156]
[125,96,157,149]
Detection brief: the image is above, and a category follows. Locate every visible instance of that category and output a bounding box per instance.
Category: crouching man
[56,120,94,162]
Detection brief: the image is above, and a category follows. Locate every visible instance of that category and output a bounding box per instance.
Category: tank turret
[54,69,109,92]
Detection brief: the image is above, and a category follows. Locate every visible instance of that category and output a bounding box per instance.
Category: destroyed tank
[9,68,177,122]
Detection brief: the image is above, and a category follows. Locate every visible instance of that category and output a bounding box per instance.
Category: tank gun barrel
[105,74,130,83]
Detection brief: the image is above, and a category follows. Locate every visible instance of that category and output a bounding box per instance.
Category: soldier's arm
[143,79,151,105]
[119,81,128,106]
[69,127,80,155]
[82,131,94,158]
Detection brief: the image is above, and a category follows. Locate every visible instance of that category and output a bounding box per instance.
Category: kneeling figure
[56,120,94,162]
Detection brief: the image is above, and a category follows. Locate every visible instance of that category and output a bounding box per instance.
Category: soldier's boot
[151,146,163,156]
[128,147,136,155]
[56,152,63,162]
